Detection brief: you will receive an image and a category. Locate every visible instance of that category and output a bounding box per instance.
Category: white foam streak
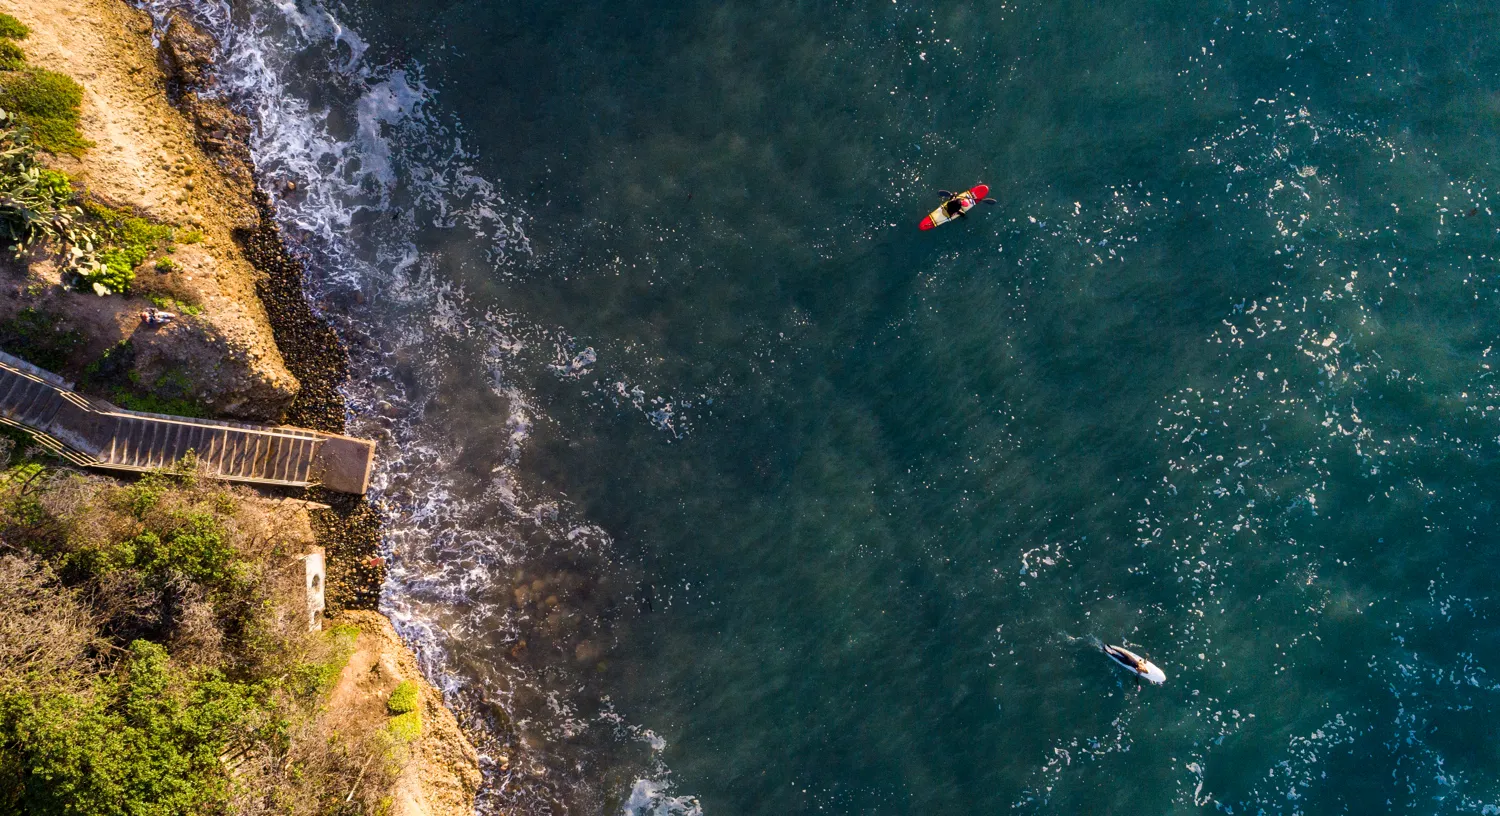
[623,780,704,816]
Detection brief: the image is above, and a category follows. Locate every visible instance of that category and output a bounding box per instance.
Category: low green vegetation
[381,680,422,757]
[0,306,83,371]
[80,341,211,417]
[79,338,133,387]
[111,388,209,418]
[289,624,359,699]
[385,710,422,744]
[147,293,204,316]
[0,459,41,490]
[0,41,23,72]
[0,13,28,41]
[81,201,176,296]
[0,68,89,155]
[386,680,418,715]
[0,460,399,815]
[178,228,205,244]
[0,18,88,155]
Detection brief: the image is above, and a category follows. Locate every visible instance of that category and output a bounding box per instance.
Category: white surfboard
[1104,644,1166,685]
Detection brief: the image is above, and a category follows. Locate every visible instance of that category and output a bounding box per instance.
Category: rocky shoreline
[0,1,476,812]
[236,187,389,613]
[143,8,390,614]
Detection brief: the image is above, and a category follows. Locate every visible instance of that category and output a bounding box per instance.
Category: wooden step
[0,351,373,492]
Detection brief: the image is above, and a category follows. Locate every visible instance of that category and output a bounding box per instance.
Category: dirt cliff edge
[331,612,484,816]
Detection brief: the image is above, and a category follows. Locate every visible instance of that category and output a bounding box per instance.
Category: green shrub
[122,472,170,518]
[0,640,267,816]
[57,537,138,583]
[58,504,236,589]
[154,257,177,273]
[143,511,236,586]
[177,229,204,244]
[131,512,235,587]
[0,68,89,155]
[0,41,24,72]
[386,680,418,715]
[0,124,91,258]
[0,13,28,40]
[384,710,421,744]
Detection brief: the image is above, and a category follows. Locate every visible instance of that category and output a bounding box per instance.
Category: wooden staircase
[0,350,374,494]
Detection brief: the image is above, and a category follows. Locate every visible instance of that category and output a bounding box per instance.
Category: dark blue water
[172,0,1500,812]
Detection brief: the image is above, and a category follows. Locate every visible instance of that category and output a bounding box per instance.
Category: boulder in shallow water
[574,639,603,664]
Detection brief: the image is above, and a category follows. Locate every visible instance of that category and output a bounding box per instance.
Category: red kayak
[920,184,991,230]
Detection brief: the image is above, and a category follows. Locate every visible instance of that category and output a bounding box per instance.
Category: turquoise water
[185,0,1500,811]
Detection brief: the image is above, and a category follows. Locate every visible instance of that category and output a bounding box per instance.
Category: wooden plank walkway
[0,350,374,494]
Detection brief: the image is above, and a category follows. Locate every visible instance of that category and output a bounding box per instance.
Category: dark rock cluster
[157,11,213,89]
[234,194,350,433]
[307,486,385,614]
[234,192,386,611]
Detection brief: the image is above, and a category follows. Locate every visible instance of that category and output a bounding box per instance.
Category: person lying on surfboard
[1104,644,1164,681]
[1116,648,1144,667]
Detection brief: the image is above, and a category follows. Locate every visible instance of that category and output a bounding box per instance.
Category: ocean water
[148,0,1500,812]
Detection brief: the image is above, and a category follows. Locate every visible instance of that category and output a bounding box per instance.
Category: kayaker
[943,197,966,218]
